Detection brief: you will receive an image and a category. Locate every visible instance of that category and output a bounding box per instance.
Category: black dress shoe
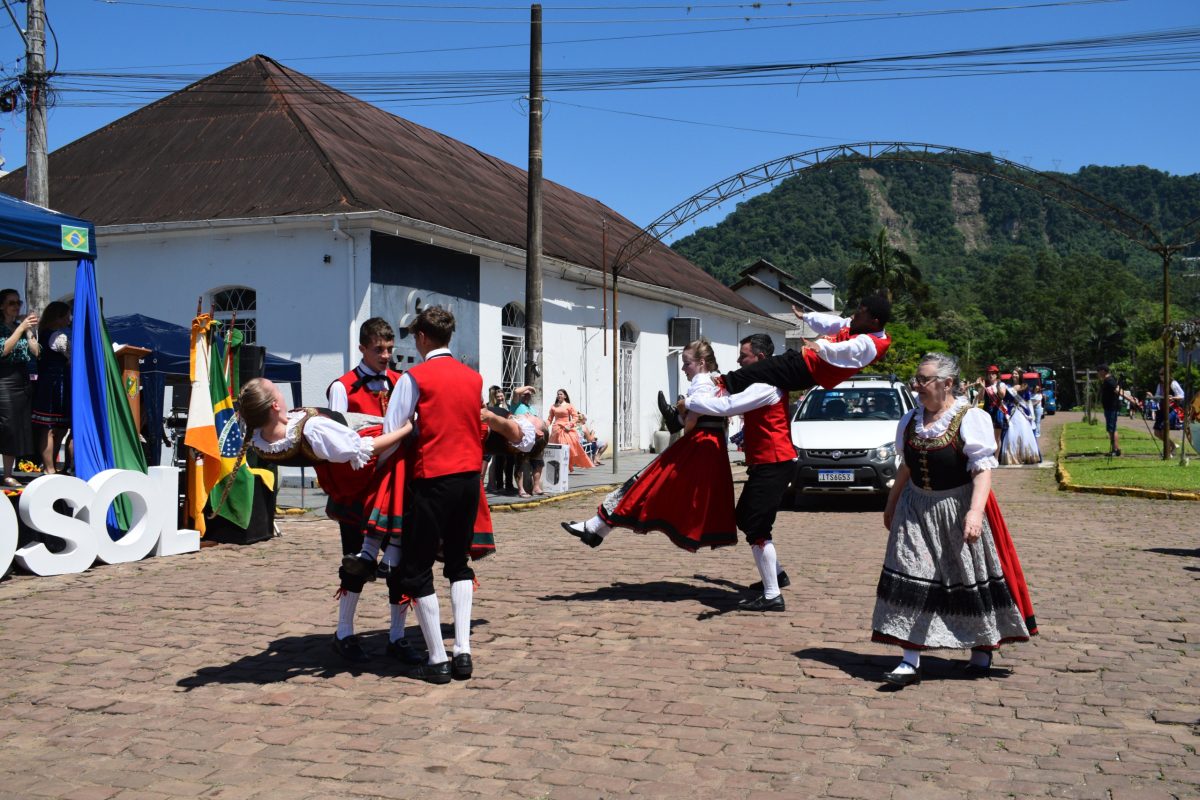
[561,521,602,548]
[962,652,994,677]
[657,391,684,434]
[408,660,452,684]
[341,554,378,581]
[331,634,370,663]
[736,594,785,612]
[883,663,921,687]
[451,653,473,680]
[748,570,791,592]
[386,638,426,665]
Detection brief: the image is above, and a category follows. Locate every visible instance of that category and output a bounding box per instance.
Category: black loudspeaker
[668,317,701,348]
[240,345,266,386]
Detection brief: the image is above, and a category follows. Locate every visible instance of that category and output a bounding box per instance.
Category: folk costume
[979,381,1010,434]
[722,311,891,396]
[31,328,70,431]
[384,346,484,679]
[572,372,738,552]
[686,380,795,609]
[1000,392,1041,465]
[872,397,1037,659]
[547,402,593,471]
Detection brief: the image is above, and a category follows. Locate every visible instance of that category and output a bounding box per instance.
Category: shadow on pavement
[176,622,487,689]
[795,646,1012,688]
[1145,547,1200,559]
[539,579,744,620]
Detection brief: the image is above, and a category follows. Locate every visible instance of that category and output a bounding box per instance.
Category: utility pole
[523,4,543,398]
[23,0,50,315]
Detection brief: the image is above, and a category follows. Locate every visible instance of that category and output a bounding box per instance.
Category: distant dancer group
[227,291,1037,689]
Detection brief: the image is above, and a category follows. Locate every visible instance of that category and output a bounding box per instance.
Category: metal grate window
[500,302,525,397]
[211,286,257,345]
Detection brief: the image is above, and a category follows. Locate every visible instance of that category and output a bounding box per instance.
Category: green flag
[209,329,255,528]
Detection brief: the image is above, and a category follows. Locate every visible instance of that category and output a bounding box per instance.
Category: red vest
[332,366,401,416]
[801,329,891,390]
[407,354,484,479]
[741,396,796,465]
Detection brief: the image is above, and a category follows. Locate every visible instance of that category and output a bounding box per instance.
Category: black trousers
[396,471,480,599]
[735,460,796,544]
[724,349,816,396]
[338,521,370,594]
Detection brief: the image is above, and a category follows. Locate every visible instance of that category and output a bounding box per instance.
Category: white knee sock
[336,590,360,640]
[584,515,613,539]
[895,648,921,671]
[381,541,402,568]
[413,593,448,664]
[752,542,780,599]
[357,533,383,561]
[451,580,474,656]
[390,601,408,644]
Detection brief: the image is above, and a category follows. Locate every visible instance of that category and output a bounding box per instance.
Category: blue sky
[0,0,1196,237]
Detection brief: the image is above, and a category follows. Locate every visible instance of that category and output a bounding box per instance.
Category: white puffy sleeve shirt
[895,398,998,474]
[253,411,375,471]
[801,311,880,370]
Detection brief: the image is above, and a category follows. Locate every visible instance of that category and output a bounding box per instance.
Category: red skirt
[985,491,1038,637]
[471,481,496,560]
[318,424,390,527]
[597,428,737,552]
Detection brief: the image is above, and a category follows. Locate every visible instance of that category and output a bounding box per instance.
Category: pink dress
[547,403,594,471]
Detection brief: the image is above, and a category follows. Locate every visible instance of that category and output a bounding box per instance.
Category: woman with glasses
[872,353,1037,687]
[561,339,737,553]
[0,289,40,487]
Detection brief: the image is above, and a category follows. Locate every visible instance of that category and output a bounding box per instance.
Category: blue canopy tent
[0,191,96,262]
[105,313,302,466]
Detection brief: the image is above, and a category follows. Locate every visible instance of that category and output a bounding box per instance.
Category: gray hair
[918,352,964,395]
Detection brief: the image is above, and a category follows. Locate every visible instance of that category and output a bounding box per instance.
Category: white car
[790,375,916,497]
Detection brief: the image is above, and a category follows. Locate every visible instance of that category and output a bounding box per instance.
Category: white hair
[919,352,964,395]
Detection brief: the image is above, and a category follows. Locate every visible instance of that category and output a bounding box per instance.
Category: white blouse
[252,410,375,470]
[895,396,998,473]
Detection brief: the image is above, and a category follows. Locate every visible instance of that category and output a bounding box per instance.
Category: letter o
[85,470,158,565]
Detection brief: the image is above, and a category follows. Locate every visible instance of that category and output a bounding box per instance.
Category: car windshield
[796,388,904,421]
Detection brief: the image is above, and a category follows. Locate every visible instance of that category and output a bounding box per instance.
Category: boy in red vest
[684,334,795,612]
[383,306,484,684]
[325,318,420,665]
[719,293,892,397]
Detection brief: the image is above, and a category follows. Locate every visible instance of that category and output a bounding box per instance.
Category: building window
[500,301,525,397]
[210,286,257,345]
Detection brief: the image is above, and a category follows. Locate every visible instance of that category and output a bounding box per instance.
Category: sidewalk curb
[491,485,616,512]
[1055,427,1200,502]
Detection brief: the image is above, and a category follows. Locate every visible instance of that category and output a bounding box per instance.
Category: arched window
[210,286,257,345]
[500,301,525,397]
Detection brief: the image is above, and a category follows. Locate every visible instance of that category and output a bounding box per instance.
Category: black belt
[694,418,726,432]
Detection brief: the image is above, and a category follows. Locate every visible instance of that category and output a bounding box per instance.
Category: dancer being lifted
[561,338,737,552]
[231,378,418,664]
[718,293,892,397]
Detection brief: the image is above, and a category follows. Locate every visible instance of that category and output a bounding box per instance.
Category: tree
[846,228,932,321]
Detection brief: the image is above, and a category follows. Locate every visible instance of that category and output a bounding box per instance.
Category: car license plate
[818,470,854,483]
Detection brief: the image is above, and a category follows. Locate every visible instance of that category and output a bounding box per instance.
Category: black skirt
[0,361,33,455]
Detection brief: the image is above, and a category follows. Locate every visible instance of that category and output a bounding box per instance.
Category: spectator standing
[1154,370,1185,458]
[485,385,516,494]
[1097,365,1121,456]
[31,301,72,474]
[510,386,544,496]
[0,289,40,486]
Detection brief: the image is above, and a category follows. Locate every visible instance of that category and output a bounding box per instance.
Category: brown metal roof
[0,56,764,316]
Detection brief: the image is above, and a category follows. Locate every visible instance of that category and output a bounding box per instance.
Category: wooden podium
[114,344,152,428]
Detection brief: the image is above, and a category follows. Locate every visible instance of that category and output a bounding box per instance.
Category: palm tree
[845,229,930,317]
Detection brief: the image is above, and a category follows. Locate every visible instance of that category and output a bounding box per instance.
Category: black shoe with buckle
[451,653,473,680]
[561,521,603,548]
[341,553,378,582]
[331,634,370,663]
[736,594,785,612]
[748,570,791,592]
[657,391,684,434]
[883,662,921,687]
[386,638,425,665]
[962,651,994,677]
[408,660,452,684]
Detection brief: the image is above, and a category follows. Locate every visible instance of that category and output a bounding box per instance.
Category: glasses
[910,374,942,386]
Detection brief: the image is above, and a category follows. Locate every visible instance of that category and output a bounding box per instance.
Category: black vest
[903,405,972,490]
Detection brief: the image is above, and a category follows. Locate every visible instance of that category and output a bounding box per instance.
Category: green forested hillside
[671,157,1200,401]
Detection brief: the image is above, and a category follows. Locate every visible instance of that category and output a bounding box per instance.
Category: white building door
[618,323,638,450]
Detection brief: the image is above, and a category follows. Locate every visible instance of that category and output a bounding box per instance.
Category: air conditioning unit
[668,317,701,348]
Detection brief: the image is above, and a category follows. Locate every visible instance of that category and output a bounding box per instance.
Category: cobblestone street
[1,414,1197,799]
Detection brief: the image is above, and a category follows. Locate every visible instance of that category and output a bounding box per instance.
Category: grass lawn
[1060,421,1200,492]
[1061,421,1166,457]
[1062,457,1200,493]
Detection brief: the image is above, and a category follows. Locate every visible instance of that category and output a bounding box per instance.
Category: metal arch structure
[609,140,1200,461]
[609,141,1199,276]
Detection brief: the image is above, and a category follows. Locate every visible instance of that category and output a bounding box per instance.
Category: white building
[730,259,838,352]
[0,56,786,456]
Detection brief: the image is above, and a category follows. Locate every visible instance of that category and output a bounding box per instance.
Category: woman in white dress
[1000,371,1041,465]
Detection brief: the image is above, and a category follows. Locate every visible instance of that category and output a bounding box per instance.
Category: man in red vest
[383,306,484,684]
[325,318,421,665]
[720,293,892,396]
[685,334,795,612]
